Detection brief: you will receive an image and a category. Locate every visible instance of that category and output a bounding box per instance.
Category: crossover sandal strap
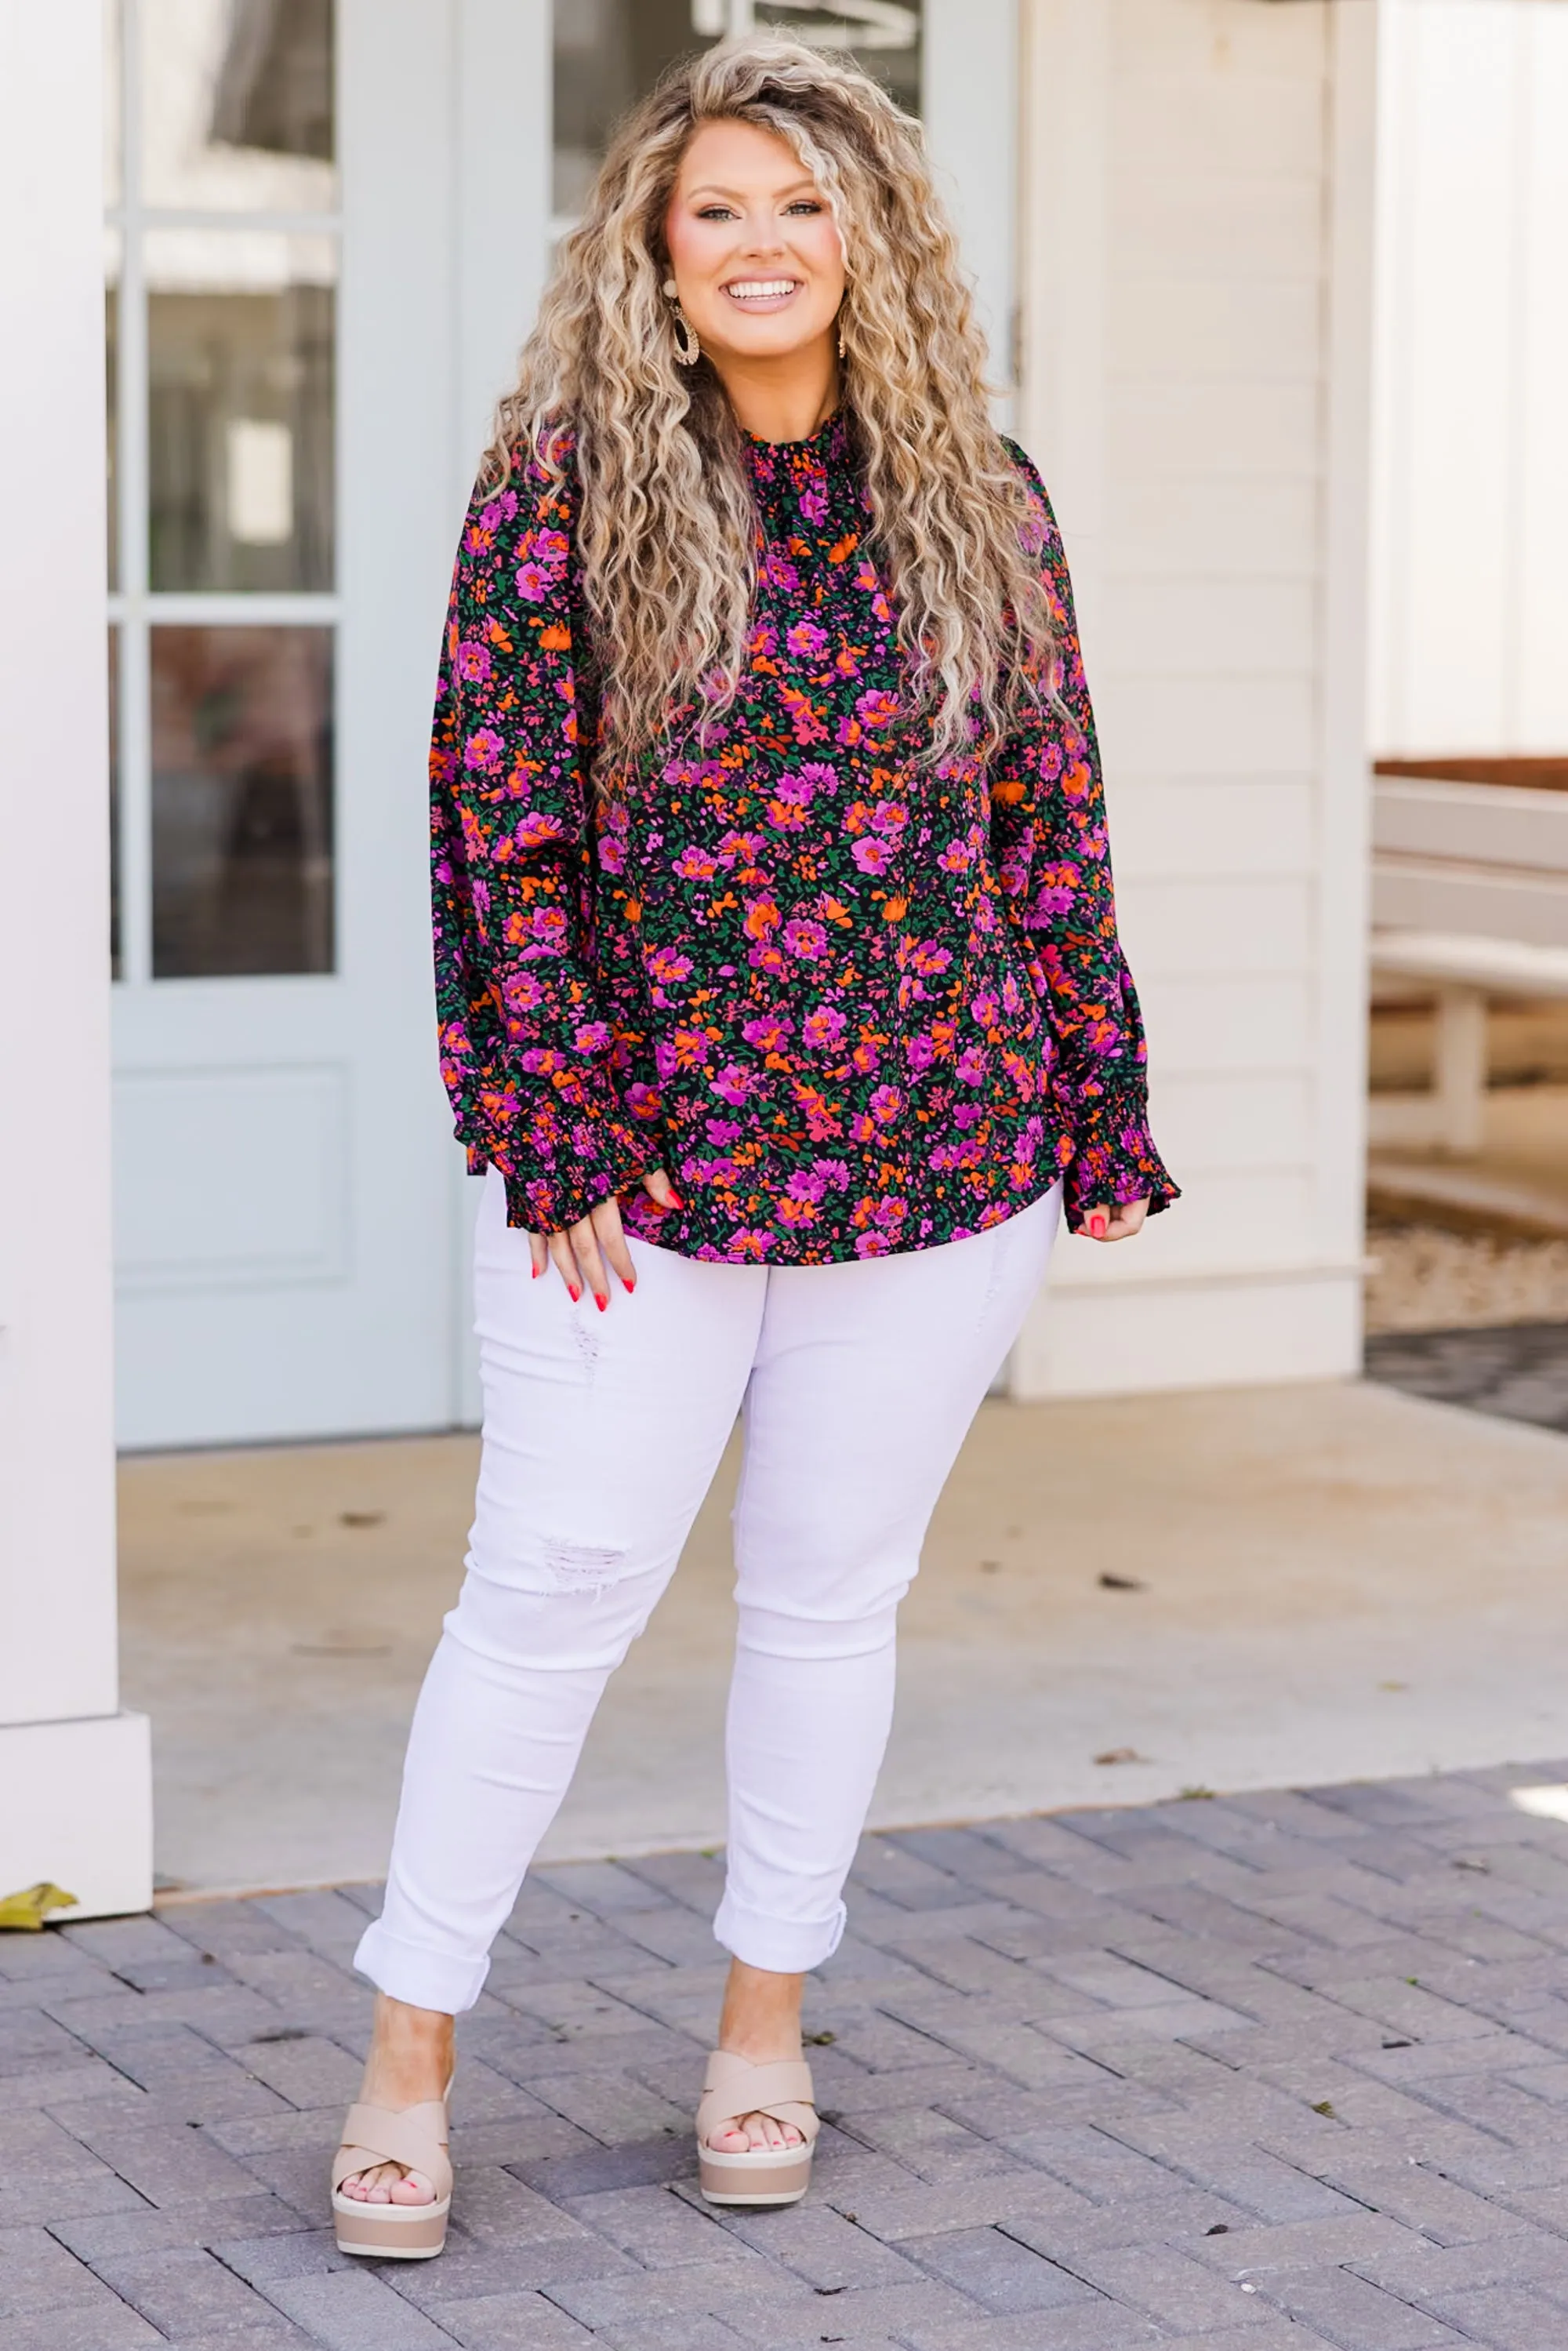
[697,2052,819,2149]
[332,2099,453,2200]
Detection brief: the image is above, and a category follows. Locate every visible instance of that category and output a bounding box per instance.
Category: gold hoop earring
[662,276,700,367]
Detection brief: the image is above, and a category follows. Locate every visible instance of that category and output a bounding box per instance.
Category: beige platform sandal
[331,2082,454,2259]
[696,2050,819,2207]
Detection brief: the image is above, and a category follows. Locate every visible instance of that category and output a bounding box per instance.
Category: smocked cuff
[1062,1085,1179,1230]
[498,1113,656,1233]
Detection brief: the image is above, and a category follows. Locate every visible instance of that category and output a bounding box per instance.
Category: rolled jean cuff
[712,1890,847,1974]
[353,1919,490,2016]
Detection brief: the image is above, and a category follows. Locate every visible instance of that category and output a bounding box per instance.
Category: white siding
[1015,0,1375,1396]
[1372,0,1568,754]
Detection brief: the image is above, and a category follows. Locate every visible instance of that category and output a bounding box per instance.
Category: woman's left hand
[1076,1197,1149,1242]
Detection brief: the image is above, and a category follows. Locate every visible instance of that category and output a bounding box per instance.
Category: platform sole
[698,2146,814,2206]
[332,2193,451,2258]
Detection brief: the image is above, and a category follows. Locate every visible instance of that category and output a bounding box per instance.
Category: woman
[332,34,1175,2256]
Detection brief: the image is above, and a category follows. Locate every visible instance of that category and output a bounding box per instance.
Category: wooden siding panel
[1109,780,1314,881]
[1111,71,1327,180]
[1139,975,1316,1077]
[1099,675,1316,778]
[1116,877,1313,979]
[1145,1072,1316,1174]
[1108,0,1329,83]
[1099,578,1317,679]
[1102,478,1319,579]
[1108,276,1323,383]
[1105,381,1321,482]
[1111,173,1325,282]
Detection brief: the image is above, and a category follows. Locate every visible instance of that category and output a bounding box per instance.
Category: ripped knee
[535,1537,627,1597]
[443,1535,656,1676]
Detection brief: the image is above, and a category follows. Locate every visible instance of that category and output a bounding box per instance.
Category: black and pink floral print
[430,409,1177,1261]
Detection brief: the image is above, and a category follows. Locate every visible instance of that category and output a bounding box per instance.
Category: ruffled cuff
[492,1095,657,1233]
[1062,1083,1179,1230]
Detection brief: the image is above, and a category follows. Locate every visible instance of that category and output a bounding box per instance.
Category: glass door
[107,0,454,1447]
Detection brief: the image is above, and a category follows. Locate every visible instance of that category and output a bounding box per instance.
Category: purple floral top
[430,410,1177,1260]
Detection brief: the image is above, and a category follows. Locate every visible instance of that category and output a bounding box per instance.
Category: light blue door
[107,0,459,1448]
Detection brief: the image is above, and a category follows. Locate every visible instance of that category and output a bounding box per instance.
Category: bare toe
[706,2110,807,2155]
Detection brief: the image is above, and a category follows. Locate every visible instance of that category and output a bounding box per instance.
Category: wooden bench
[1368,774,1568,1154]
[1369,930,1568,1154]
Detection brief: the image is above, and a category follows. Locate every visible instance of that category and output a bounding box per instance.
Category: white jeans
[354,1169,1060,2013]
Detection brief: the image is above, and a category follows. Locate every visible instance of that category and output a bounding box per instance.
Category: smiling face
[664,118,847,372]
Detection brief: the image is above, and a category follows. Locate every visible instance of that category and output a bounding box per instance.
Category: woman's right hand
[527,1168,681,1307]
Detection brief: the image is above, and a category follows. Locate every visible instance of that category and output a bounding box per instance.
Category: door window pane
[755,3,921,112]
[151,626,333,977]
[140,0,336,212]
[554,0,721,217]
[146,228,334,591]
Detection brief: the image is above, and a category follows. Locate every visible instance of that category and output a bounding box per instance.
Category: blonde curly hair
[483,33,1056,781]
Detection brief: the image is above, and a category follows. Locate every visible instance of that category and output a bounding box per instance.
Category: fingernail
[623,1274,637,1294]
[568,1284,581,1303]
[595,1292,608,1312]
[1089,1213,1108,1237]
[531,1265,539,1280]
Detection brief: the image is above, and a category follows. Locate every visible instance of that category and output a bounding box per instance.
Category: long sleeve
[989,442,1178,1226]
[429,450,656,1230]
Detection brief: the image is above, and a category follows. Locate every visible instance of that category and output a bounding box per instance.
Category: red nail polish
[623,1274,637,1294]
[531,1265,540,1280]
[595,1292,608,1312]
[568,1283,581,1302]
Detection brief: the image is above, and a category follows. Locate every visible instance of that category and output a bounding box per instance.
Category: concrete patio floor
[118,1381,1568,1900]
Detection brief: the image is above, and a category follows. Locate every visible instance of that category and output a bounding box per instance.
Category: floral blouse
[430,410,1177,1262]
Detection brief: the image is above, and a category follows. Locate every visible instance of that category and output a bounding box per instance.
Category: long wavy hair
[482,35,1056,783]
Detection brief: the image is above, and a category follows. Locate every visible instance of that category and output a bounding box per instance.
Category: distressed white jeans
[354,1167,1060,2012]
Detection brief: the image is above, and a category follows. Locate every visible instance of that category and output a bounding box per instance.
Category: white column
[1009,0,1379,1398]
[1371,0,1568,756]
[0,9,151,1917]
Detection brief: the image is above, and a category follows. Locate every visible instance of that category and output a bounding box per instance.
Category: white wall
[1013,0,1377,1397]
[1372,0,1568,756]
[0,4,151,1917]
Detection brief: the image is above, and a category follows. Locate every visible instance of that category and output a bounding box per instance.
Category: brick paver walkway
[12,1770,1568,2348]
[1366,1323,1568,1435]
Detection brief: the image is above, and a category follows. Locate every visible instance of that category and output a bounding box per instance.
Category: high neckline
[741,408,851,464]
